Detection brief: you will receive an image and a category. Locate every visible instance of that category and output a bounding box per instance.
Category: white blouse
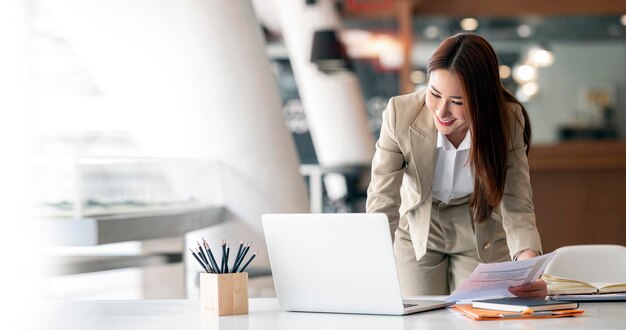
[432,130,474,204]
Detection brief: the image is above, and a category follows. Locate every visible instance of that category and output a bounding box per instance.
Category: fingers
[508,279,548,299]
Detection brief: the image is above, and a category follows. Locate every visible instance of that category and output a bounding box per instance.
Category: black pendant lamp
[310,29,353,73]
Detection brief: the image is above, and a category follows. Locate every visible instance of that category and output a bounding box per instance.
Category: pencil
[233,242,252,272]
[201,238,218,272]
[196,248,215,273]
[197,248,215,273]
[196,241,209,266]
[221,239,226,274]
[233,238,244,272]
[224,244,230,273]
[204,242,221,273]
[189,248,209,272]
[238,250,258,272]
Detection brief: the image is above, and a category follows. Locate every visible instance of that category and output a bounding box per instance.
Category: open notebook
[542,273,626,295]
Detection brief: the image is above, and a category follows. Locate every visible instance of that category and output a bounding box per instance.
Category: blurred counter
[529,141,626,252]
[45,205,224,246]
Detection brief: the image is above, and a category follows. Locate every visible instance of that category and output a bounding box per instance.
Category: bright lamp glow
[517,24,532,38]
[521,82,539,96]
[513,64,536,83]
[410,70,426,84]
[372,35,403,69]
[529,48,554,67]
[424,26,439,39]
[341,29,372,46]
[499,65,511,79]
[460,18,479,31]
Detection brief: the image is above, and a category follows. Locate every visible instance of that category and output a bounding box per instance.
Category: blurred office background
[5,0,626,300]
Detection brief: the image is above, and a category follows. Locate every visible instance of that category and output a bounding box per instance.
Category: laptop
[262,213,453,315]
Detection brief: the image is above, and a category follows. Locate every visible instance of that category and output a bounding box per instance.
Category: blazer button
[483,243,492,250]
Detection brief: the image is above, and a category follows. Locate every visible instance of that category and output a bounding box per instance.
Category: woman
[366,33,546,298]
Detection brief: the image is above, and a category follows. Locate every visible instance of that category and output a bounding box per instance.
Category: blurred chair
[544,245,626,282]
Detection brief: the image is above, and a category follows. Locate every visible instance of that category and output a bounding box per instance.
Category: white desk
[40,298,626,330]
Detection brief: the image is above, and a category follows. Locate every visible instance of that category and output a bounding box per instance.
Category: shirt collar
[437,130,471,151]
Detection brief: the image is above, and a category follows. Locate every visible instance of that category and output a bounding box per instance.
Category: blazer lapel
[408,102,437,203]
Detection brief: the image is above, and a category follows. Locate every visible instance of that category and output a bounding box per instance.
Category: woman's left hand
[508,249,548,298]
[508,279,548,299]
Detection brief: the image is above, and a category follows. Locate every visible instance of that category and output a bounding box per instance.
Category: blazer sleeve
[501,105,543,259]
[366,97,406,241]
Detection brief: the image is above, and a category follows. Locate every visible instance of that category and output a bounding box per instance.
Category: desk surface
[40,298,626,330]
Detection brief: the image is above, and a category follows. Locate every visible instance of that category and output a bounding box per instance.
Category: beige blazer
[366,88,542,262]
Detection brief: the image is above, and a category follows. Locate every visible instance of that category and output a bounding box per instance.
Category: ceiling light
[529,48,554,67]
[517,24,532,38]
[513,64,536,83]
[460,18,479,31]
[410,70,426,84]
[340,29,372,46]
[424,26,439,39]
[499,65,511,79]
[521,82,539,96]
[365,35,404,69]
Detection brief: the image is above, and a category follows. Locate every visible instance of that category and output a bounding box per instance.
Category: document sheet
[447,251,556,302]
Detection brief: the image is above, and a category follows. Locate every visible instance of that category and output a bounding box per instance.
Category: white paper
[446,251,556,302]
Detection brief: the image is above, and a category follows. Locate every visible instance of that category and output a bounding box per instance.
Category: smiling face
[425,69,469,147]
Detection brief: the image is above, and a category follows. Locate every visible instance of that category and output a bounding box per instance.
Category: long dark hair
[426,33,531,223]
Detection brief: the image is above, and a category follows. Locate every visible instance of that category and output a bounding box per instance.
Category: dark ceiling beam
[340,0,626,19]
[412,0,626,17]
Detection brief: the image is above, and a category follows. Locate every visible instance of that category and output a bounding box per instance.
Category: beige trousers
[394,195,509,296]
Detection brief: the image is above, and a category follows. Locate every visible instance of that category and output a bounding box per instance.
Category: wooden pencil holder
[200,272,249,316]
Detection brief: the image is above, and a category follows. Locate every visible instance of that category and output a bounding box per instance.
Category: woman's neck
[446,128,468,149]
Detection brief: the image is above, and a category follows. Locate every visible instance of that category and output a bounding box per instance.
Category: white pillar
[49,0,309,297]
[272,0,375,167]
